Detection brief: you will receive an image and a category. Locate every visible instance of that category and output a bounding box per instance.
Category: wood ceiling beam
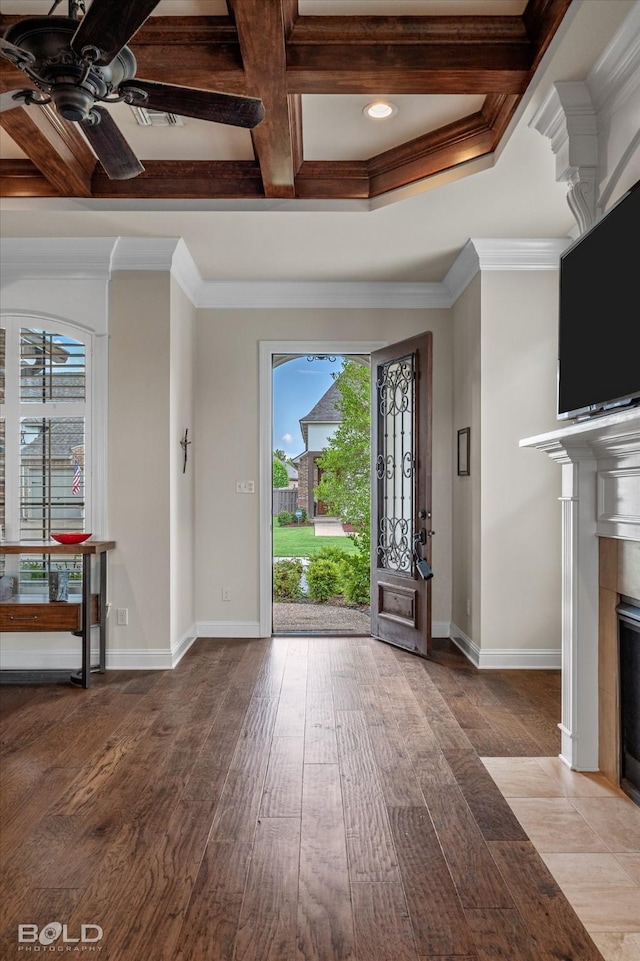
[89,161,264,200]
[286,48,530,96]
[289,14,531,44]
[367,98,519,197]
[296,161,370,200]
[0,15,248,93]
[0,159,57,197]
[0,1,572,203]
[228,0,297,200]
[0,91,95,198]
[1,9,565,96]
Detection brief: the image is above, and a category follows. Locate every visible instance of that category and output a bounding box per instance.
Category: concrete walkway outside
[312,516,346,537]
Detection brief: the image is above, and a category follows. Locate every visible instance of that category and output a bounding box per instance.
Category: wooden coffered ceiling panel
[0,0,573,202]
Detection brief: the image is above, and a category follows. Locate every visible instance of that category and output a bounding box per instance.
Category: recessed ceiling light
[363,101,398,120]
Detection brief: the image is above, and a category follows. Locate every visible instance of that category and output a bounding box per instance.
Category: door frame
[258,340,386,638]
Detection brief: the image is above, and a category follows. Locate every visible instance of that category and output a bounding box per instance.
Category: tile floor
[481,756,640,961]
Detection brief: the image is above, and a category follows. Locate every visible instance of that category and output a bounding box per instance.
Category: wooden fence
[273,488,298,516]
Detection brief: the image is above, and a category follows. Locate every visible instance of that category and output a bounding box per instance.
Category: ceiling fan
[0,0,265,180]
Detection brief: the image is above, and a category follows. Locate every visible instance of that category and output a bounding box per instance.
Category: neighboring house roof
[299,379,343,448]
[21,417,84,461]
[285,463,298,482]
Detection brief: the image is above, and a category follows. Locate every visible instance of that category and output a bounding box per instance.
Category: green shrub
[273,458,289,488]
[306,556,341,602]
[315,544,348,565]
[342,550,371,605]
[277,510,292,526]
[273,559,303,600]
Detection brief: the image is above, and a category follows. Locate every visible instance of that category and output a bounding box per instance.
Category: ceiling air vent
[130,106,184,127]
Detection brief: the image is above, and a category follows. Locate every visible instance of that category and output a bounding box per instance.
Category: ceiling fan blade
[122,79,265,129]
[70,0,161,67]
[0,36,35,67]
[0,89,39,113]
[81,106,145,180]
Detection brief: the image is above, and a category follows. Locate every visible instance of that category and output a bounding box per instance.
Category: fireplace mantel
[521,407,640,771]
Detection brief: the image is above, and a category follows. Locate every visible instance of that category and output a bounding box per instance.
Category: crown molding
[470,238,570,269]
[442,237,571,303]
[587,0,640,118]
[0,237,116,280]
[192,280,449,309]
[0,236,570,308]
[110,237,182,272]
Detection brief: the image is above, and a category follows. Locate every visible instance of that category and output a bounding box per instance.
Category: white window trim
[1,312,107,542]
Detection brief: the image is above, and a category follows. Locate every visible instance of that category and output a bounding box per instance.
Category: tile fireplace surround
[522,408,640,786]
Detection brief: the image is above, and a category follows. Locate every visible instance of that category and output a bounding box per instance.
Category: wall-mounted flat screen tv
[557,179,640,420]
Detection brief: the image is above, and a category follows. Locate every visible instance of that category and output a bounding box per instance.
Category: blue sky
[272,355,343,458]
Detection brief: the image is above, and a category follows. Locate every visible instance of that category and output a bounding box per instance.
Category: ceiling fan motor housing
[4,16,136,121]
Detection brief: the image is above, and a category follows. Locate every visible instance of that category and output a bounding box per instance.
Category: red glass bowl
[51,533,92,545]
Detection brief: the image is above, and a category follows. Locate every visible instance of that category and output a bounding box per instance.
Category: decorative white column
[521,408,640,772]
[557,456,599,770]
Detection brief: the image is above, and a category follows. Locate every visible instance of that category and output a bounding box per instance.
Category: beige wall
[451,275,482,642]
[169,279,196,646]
[194,308,453,631]
[108,272,172,656]
[479,269,562,654]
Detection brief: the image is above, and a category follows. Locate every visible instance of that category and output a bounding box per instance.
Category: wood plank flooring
[0,636,605,961]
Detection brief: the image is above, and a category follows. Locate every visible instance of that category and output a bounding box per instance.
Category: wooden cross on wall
[180,429,192,473]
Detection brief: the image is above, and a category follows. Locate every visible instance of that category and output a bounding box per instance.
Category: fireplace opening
[618,596,640,807]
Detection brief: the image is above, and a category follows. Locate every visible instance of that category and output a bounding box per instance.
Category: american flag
[72,459,82,495]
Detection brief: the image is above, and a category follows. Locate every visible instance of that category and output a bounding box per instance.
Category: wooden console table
[0,541,116,688]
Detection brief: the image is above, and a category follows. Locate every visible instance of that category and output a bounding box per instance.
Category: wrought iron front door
[371,332,433,656]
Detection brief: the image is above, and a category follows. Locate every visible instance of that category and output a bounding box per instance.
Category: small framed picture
[457,427,470,476]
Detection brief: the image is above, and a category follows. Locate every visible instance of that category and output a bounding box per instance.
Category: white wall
[108,271,172,664]
[451,275,482,644]
[194,308,453,634]
[169,278,196,652]
[479,269,562,659]
[450,266,563,666]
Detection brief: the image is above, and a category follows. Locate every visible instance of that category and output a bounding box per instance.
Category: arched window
[1,318,92,595]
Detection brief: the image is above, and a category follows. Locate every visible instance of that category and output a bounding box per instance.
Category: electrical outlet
[116,608,128,626]
[222,587,231,601]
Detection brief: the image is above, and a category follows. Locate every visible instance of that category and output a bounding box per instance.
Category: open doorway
[259,335,433,657]
[271,352,371,635]
[259,341,383,637]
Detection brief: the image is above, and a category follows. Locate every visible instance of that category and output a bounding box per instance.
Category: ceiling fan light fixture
[363,101,397,120]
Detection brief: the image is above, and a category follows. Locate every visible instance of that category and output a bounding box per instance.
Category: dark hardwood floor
[0,636,605,960]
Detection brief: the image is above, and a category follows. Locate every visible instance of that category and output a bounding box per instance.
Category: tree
[272,457,289,489]
[273,448,287,462]
[315,360,370,536]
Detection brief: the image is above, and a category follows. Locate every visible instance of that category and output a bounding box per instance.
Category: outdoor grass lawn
[272,525,358,557]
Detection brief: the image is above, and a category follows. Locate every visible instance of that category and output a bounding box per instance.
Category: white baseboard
[196,620,262,638]
[432,620,451,638]
[449,625,481,667]
[0,645,101,670]
[450,624,561,669]
[105,648,174,669]
[171,623,198,667]
[107,622,199,669]
[1,623,199,672]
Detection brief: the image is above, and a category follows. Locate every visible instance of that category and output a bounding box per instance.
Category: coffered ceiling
[0,0,573,202]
